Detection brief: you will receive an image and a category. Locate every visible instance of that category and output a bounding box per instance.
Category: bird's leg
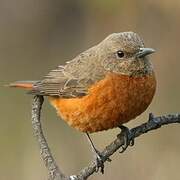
[118,125,134,153]
[85,133,111,174]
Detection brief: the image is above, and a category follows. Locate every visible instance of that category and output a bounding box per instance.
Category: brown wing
[29,66,89,97]
[29,48,106,98]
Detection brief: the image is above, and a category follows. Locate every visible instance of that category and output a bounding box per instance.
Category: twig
[31,95,180,180]
[31,95,67,180]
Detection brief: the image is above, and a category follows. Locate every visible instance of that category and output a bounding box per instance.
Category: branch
[31,95,67,180]
[31,95,180,180]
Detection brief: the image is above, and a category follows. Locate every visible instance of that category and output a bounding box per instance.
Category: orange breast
[49,73,156,133]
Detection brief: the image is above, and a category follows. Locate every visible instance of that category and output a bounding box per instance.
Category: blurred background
[1,0,180,179]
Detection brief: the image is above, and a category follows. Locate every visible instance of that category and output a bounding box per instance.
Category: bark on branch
[31,96,67,180]
[31,95,180,180]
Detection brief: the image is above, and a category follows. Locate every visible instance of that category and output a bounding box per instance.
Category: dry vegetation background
[1,0,180,179]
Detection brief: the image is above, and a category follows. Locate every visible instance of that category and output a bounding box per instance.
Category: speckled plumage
[10,32,156,133]
[30,32,152,97]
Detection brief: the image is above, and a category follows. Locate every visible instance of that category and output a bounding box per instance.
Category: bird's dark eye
[117,50,124,58]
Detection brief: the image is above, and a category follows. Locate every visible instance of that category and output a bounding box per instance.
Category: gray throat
[105,58,154,77]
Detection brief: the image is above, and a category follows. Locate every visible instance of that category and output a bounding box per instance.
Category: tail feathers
[8,81,37,90]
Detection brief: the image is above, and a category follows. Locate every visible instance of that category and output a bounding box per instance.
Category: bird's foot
[93,149,111,174]
[86,133,111,174]
[94,150,104,174]
[117,125,134,153]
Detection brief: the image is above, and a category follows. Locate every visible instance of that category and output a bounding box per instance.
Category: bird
[9,32,156,173]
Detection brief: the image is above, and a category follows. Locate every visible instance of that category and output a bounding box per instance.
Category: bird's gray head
[97,32,155,76]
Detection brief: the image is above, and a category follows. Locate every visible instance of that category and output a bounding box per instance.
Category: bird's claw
[118,125,134,153]
[94,150,105,174]
[93,149,111,174]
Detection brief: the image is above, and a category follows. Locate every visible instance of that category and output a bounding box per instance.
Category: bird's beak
[136,48,155,58]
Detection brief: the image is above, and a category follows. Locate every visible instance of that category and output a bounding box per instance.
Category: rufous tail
[8,81,37,90]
